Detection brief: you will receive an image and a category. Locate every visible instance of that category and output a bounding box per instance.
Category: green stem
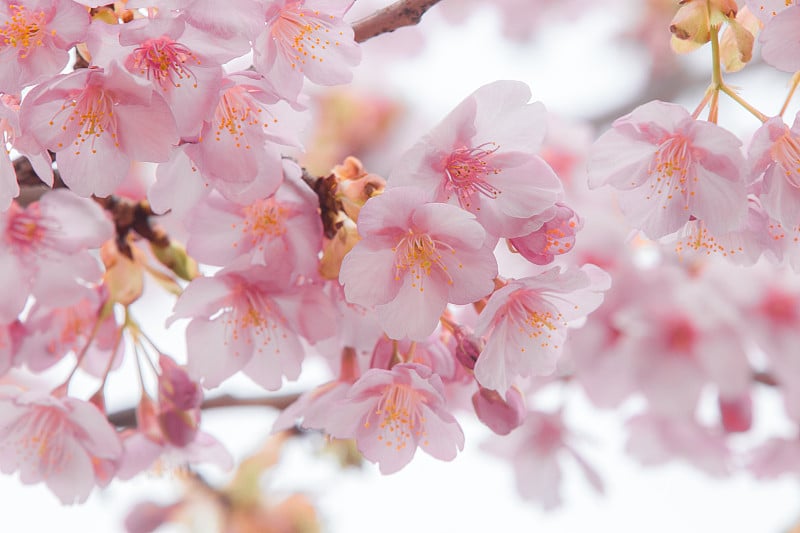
[720,85,769,122]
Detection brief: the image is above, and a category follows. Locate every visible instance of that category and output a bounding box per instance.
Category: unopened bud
[452,325,483,370]
[472,386,526,435]
[150,240,199,281]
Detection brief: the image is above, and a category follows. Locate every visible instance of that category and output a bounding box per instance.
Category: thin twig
[352,0,443,43]
[107,392,301,428]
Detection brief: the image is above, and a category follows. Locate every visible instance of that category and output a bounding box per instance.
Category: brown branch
[352,0,443,43]
[107,393,301,428]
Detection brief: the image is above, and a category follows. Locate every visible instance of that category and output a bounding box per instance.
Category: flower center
[444,142,502,209]
[240,198,288,246]
[213,86,272,149]
[647,134,694,208]
[508,295,566,351]
[5,203,56,254]
[393,231,456,291]
[367,384,427,451]
[771,129,800,188]
[272,8,340,71]
[0,4,49,58]
[130,37,200,91]
[49,85,119,155]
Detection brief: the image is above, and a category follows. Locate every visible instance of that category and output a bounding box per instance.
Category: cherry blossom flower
[626,413,730,476]
[0,386,122,504]
[325,363,464,474]
[0,94,52,210]
[170,260,337,390]
[483,409,603,509]
[252,0,361,101]
[180,71,302,204]
[125,0,262,57]
[749,437,800,478]
[749,115,800,230]
[755,3,800,71]
[0,190,113,322]
[0,0,89,94]
[86,14,228,138]
[588,100,748,239]
[16,286,122,376]
[20,63,178,197]
[339,187,498,341]
[474,265,610,393]
[185,162,323,275]
[390,80,563,238]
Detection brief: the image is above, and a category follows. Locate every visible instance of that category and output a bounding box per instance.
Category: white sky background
[3,3,800,532]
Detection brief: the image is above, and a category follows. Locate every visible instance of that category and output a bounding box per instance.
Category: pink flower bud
[472,386,526,435]
[452,326,483,370]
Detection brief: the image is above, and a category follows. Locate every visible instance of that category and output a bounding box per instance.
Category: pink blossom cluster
[5,0,800,519]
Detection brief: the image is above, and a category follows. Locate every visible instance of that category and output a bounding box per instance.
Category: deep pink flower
[588,100,748,239]
[0,0,89,93]
[0,190,113,322]
[253,0,361,101]
[0,387,122,504]
[474,265,610,393]
[390,80,563,238]
[170,260,337,390]
[339,187,498,341]
[20,63,178,197]
[325,363,464,474]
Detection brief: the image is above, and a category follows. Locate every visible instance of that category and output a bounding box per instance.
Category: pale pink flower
[325,363,464,474]
[0,387,122,504]
[16,286,122,376]
[180,71,301,204]
[117,430,233,480]
[253,0,361,101]
[125,0,262,56]
[745,0,797,23]
[757,4,800,71]
[170,260,337,390]
[588,100,748,239]
[20,63,178,197]
[749,437,800,479]
[339,187,498,341]
[390,80,563,238]
[750,115,800,229]
[0,321,21,377]
[474,265,610,393]
[508,203,581,265]
[0,0,89,93]
[626,412,730,476]
[185,162,322,275]
[609,270,752,417]
[0,94,52,210]
[483,409,603,509]
[0,190,113,322]
[86,14,227,138]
